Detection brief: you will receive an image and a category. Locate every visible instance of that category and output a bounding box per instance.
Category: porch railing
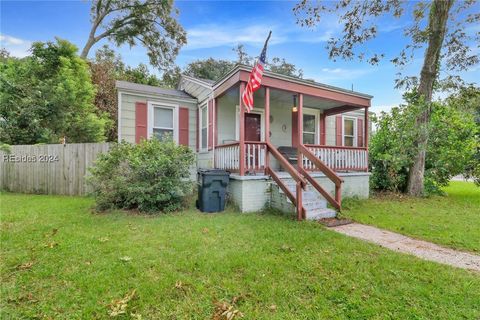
[214,141,267,172]
[303,145,368,172]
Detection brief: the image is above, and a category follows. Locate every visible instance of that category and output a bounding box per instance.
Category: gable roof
[116,80,196,101]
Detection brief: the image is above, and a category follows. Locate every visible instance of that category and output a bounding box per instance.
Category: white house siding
[197,151,214,169]
[118,92,197,151]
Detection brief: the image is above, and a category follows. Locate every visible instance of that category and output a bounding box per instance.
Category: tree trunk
[406,0,453,196]
[80,35,96,59]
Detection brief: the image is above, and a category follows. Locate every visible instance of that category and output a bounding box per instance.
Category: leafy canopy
[81,0,186,70]
[370,90,478,194]
[0,39,109,144]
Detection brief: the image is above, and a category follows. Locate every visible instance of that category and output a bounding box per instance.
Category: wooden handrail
[298,144,343,186]
[216,142,240,148]
[304,144,367,151]
[298,167,341,211]
[266,141,307,188]
[299,143,343,211]
[267,167,296,205]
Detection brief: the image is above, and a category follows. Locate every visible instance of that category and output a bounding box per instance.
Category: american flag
[242,31,272,113]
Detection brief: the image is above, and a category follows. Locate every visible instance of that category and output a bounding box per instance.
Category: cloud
[184,21,338,50]
[0,34,32,57]
[184,24,287,50]
[312,67,374,81]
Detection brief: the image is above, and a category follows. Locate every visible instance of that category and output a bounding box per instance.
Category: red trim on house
[335,115,342,146]
[320,113,326,145]
[135,102,148,144]
[238,70,370,107]
[357,118,364,148]
[208,99,213,150]
[196,108,199,151]
[239,82,246,176]
[214,98,218,147]
[364,107,369,149]
[324,105,365,117]
[292,109,298,147]
[179,107,189,147]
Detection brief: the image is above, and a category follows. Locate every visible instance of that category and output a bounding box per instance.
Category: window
[200,105,208,150]
[303,113,317,144]
[148,102,178,142]
[343,118,355,147]
[152,107,174,140]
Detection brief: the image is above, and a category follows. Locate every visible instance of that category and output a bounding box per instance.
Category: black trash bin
[197,169,230,213]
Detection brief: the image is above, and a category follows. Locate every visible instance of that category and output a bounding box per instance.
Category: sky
[1,0,479,113]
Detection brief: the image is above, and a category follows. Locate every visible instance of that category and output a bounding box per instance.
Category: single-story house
[116,64,372,220]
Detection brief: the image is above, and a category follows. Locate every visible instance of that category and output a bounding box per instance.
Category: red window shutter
[215,102,218,146]
[291,110,298,147]
[179,107,189,146]
[335,115,343,146]
[135,102,148,144]
[357,118,364,147]
[208,100,213,150]
[196,108,199,151]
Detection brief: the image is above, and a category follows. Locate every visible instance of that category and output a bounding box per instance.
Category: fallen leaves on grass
[108,289,136,317]
[119,256,132,262]
[202,228,209,234]
[212,295,245,320]
[268,304,277,312]
[98,237,110,243]
[43,242,58,249]
[16,261,34,271]
[280,244,295,252]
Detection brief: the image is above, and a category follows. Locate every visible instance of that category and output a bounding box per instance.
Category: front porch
[198,65,372,219]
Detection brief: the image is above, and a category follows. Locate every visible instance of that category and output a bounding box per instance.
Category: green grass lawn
[1,193,479,319]
[342,181,480,253]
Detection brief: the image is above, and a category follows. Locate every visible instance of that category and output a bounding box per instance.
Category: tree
[183,58,235,82]
[369,92,478,194]
[81,0,186,70]
[89,46,164,140]
[0,39,109,144]
[294,0,479,195]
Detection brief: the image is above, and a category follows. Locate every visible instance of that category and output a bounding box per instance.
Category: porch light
[292,95,298,112]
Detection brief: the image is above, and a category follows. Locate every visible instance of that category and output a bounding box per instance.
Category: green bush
[370,93,478,194]
[88,139,195,213]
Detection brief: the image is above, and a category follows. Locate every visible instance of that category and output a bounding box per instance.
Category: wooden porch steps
[271,176,337,220]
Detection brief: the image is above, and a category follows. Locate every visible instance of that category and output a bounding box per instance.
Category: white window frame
[235,105,265,141]
[342,116,357,147]
[199,103,209,152]
[147,101,179,143]
[302,108,320,145]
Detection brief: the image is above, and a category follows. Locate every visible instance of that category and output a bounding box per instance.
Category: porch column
[320,113,326,145]
[364,106,369,148]
[297,93,304,220]
[264,87,270,173]
[239,82,246,176]
[364,106,369,172]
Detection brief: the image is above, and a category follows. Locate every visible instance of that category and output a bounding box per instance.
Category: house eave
[213,64,374,101]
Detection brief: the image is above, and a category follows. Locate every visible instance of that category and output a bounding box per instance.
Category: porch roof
[212,64,372,109]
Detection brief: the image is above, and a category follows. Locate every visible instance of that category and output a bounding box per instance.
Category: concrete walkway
[330,223,480,272]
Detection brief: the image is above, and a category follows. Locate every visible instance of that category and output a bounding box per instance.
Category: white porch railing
[303,145,368,172]
[214,142,267,172]
[214,142,240,171]
[245,142,267,172]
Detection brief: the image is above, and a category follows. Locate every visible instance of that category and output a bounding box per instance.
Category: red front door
[244,113,261,141]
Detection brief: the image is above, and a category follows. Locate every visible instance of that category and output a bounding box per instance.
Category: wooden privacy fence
[0,143,112,196]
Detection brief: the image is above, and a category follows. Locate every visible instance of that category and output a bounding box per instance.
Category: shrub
[370,93,478,194]
[88,138,195,213]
